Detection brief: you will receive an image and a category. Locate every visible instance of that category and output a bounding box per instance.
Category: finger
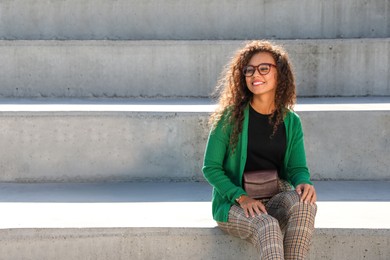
[304,188,313,204]
[253,204,262,216]
[248,206,256,218]
[257,202,268,215]
[310,190,317,204]
[300,186,310,203]
[304,187,316,204]
[297,185,305,202]
[295,185,303,195]
[243,206,250,218]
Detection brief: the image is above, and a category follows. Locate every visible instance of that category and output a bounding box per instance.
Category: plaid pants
[217,183,317,260]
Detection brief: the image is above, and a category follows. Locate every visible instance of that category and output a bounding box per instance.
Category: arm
[203,116,269,217]
[202,118,247,204]
[286,115,312,187]
[287,114,316,204]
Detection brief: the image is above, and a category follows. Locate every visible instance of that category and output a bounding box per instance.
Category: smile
[253,81,265,86]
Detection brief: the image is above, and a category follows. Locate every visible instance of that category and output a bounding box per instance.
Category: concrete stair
[0,39,389,98]
[0,181,389,259]
[0,97,389,182]
[0,97,389,259]
[0,0,389,259]
[0,0,388,40]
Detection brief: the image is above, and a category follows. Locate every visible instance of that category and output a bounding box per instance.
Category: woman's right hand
[237,195,268,218]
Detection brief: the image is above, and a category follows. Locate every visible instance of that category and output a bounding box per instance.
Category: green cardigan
[202,106,312,222]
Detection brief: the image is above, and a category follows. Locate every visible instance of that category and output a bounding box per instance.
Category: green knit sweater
[202,106,312,222]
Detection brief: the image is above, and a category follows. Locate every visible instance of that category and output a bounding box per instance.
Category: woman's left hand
[295,184,317,205]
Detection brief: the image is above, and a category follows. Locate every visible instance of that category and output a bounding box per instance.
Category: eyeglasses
[242,63,277,77]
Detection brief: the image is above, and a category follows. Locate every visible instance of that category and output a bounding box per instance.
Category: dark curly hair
[210,40,297,150]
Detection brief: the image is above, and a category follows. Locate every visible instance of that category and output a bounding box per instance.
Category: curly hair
[210,40,297,151]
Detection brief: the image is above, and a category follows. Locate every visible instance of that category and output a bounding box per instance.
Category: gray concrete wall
[0,109,388,182]
[0,111,209,182]
[301,111,390,181]
[0,0,388,40]
[0,228,389,260]
[0,39,389,98]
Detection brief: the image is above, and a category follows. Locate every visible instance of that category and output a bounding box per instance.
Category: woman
[203,41,317,259]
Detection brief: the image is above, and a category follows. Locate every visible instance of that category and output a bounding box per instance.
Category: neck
[250,95,276,115]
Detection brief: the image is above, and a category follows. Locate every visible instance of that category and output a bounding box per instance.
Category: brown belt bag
[243,169,279,199]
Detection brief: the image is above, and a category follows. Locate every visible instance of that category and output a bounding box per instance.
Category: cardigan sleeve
[202,117,247,203]
[285,113,313,187]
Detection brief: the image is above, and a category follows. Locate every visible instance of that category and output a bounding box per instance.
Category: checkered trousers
[217,183,317,260]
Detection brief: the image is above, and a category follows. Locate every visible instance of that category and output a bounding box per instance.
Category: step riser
[0,0,388,40]
[1,228,389,260]
[0,40,389,98]
[0,112,209,182]
[0,110,388,182]
[303,111,390,181]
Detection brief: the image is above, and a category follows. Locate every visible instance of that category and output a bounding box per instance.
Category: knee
[260,214,280,227]
[253,215,282,236]
[280,191,317,216]
[290,198,317,219]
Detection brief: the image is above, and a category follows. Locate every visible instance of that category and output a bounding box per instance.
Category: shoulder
[210,107,233,135]
[284,109,302,124]
[284,109,304,134]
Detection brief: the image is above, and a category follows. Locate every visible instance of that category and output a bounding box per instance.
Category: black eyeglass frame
[242,63,277,77]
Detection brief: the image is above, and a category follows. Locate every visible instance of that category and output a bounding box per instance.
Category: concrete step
[0,39,389,98]
[0,181,389,259]
[0,97,388,182]
[0,0,388,40]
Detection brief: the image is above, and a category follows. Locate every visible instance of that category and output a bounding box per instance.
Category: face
[244,52,277,98]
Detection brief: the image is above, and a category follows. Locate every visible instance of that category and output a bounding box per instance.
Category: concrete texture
[0,110,209,182]
[1,228,389,260]
[0,181,389,259]
[0,0,388,40]
[0,39,389,98]
[302,110,390,181]
[0,97,388,182]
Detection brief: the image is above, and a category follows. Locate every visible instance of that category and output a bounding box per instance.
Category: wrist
[236,194,246,204]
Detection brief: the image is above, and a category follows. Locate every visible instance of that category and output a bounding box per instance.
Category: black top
[244,105,287,173]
